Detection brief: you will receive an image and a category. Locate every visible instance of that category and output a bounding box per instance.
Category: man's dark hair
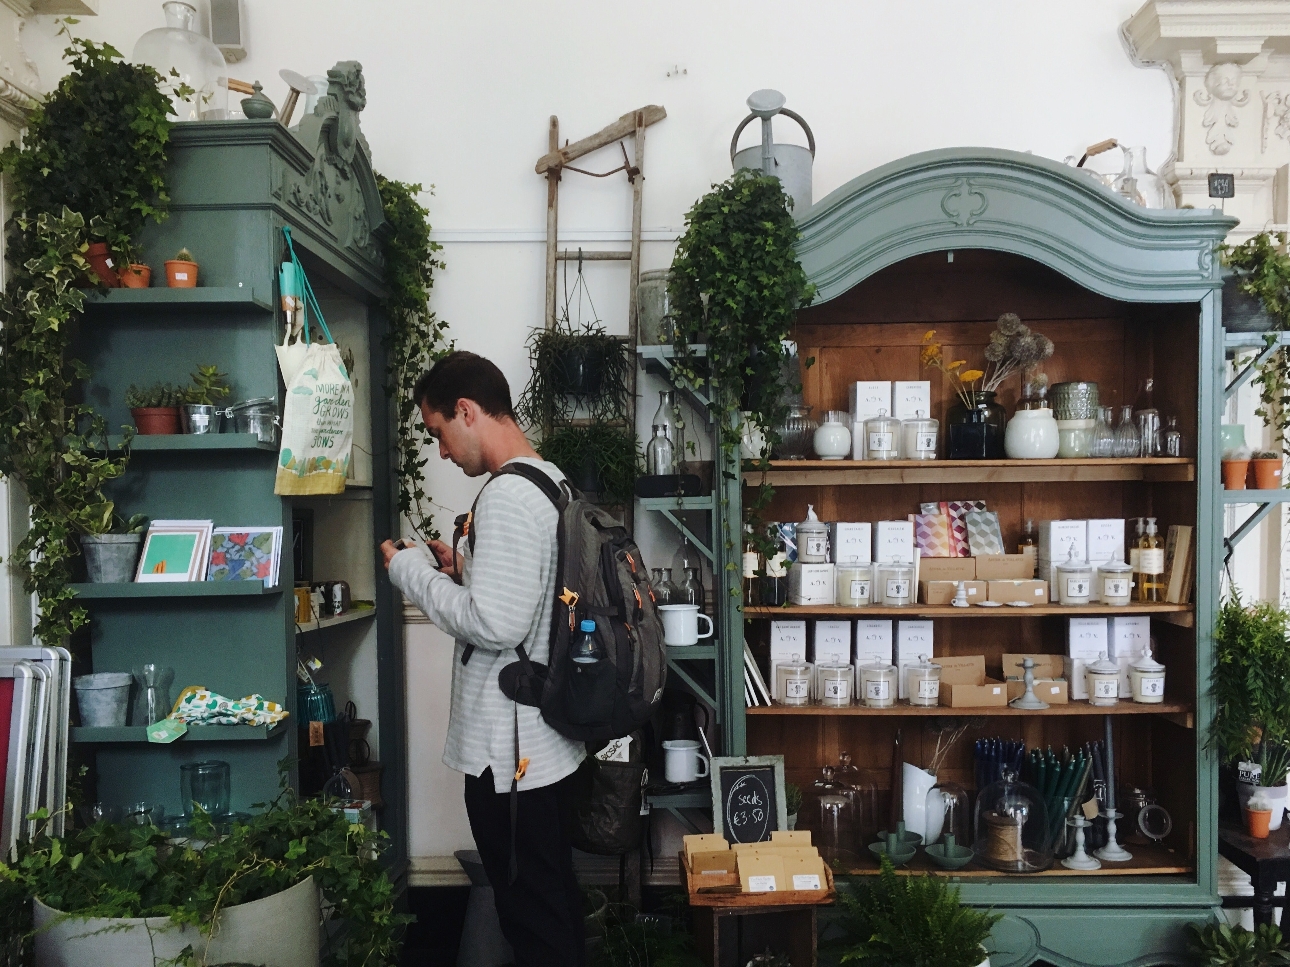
[413,351,516,422]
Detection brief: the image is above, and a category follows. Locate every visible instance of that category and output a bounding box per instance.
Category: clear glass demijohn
[133,2,229,121]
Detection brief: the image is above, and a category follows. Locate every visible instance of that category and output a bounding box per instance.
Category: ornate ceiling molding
[1125,0,1290,69]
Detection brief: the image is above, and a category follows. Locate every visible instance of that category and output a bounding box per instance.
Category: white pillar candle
[860,662,897,708]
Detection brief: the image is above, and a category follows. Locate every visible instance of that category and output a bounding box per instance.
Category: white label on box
[851,579,871,599]
[1087,519,1126,564]
[1110,616,1150,657]
[1104,578,1129,598]
[1139,548,1165,575]
[747,875,777,892]
[801,571,831,594]
[770,621,807,657]
[898,621,933,654]
[854,620,893,664]
[1066,577,1090,597]
[1140,678,1165,696]
[893,380,931,420]
[851,381,891,421]
[874,521,915,564]
[866,679,890,700]
[785,679,809,699]
[868,431,894,452]
[830,523,872,565]
[804,535,828,559]
[916,431,937,451]
[992,685,1002,695]
[886,578,910,598]
[792,874,821,891]
[824,679,850,700]
[917,679,940,699]
[1049,686,1060,694]
[1040,520,1087,561]
[1093,679,1118,698]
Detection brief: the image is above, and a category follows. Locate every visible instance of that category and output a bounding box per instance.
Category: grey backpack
[460,462,668,747]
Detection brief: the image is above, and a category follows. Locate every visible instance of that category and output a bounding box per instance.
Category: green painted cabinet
[69,105,408,876]
[726,149,1236,965]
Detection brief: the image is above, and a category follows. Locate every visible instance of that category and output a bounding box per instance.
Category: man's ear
[458,398,477,426]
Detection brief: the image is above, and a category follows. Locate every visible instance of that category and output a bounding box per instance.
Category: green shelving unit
[68,112,407,878]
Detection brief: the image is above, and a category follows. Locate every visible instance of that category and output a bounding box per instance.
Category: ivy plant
[1210,593,1290,767]
[667,170,814,577]
[377,175,452,541]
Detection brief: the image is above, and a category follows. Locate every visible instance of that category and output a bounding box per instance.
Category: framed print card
[207,527,284,588]
[135,520,213,582]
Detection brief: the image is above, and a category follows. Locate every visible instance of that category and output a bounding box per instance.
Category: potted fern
[826,857,1000,967]
[126,382,185,435]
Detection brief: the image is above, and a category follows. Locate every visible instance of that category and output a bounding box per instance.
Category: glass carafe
[132,664,175,726]
[180,760,231,819]
[1164,416,1184,457]
[1113,405,1140,457]
[1112,146,1166,208]
[659,568,682,605]
[132,2,229,121]
[646,425,674,475]
[1090,406,1115,458]
[679,566,706,613]
[651,391,685,471]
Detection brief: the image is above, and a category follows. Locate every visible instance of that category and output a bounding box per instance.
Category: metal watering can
[731,89,816,214]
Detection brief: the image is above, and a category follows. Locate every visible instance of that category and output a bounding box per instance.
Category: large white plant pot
[34,874,319,967]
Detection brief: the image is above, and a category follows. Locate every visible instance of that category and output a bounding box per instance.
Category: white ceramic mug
[663,739,710,783]
[658,604,714,646]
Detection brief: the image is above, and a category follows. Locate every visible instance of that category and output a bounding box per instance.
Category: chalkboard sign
[709,755,787,842]
[1208,172,1236,199]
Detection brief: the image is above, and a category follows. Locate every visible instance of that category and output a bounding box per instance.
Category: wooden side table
[691,903,818,967]
[1217,823,1290,925]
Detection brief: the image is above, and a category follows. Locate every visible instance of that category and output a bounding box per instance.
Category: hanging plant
[667,170,814,570]
[377,175,452,541]
[537,423,641,506]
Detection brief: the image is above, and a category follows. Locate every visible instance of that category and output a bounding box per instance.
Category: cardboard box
[1002,653,1067,680]
[771,830,812,845]
[1066,618,1109,700]
[874,520,916,564]
[789,563,835,606]
[829,522,872,566]
[893,380,932,421]
[691,850,737,874]
[770,621,808,659]
[975,554,1034,580]
[683,833,729,858]
[850,381,891,423]
[919,557,976,582]
[937,655,1008,708]
[1006,678,1070,704]
[737,853,785,893]
[781,853,828,892]
[850,422,866,460]
[987,579,1049,604]
[921,579,987,605]
[854,620,894,665]
[897,620,933,699]
[813,620,852,663]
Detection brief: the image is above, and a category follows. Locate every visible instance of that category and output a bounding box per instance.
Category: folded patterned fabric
[172,686,289,726]
[909,513,952,557]
[965,509,1005,556]
[941,500,988,557]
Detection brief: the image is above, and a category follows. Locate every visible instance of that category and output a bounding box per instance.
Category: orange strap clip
[559,588,580,607]
[514,758,530,781]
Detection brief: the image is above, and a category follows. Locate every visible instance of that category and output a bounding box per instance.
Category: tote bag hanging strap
[281,226,336,347]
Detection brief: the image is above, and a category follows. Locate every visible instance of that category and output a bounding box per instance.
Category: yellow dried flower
[959,369,984,382]
[922,330,936,343]
[948,360,967,369]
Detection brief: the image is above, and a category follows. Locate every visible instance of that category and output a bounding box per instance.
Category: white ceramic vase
[813,421,852,460]
[1004,408,1060,459]
[740,412,769,460]
[902,763,937,841]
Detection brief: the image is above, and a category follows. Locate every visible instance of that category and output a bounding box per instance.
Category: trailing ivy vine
[0,33,172,644]
[376,175,452,541]
[668,171,814,584]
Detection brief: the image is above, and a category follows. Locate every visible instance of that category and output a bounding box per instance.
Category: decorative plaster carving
[1261,89,1290,150]
[1195,62,1251,154]
[1199,244,1214,274]
[940,178,988,227]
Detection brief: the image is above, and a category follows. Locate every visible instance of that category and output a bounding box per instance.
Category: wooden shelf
[742,458,1195,487]
[71,722,286,743]
[747,701,1193,725]
[71,581,282,599]
[83,286,271,311]
[97,433,275,452]
[745,603,1194,627]
[296,606,377,635]
[833,840,1192,878]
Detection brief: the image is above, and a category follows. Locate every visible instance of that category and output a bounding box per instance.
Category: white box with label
[769,620,807,700]
[789,563,835,606]
[813,620,852,664]
[873,520,916,565]
[1066,617,1109,700]
[850,382,891,458]
[892,380,932,421]
[829,523,872,566]
[896,620,934,699]
[1038,520,1087,565]
[853,619,894,666]
[1110,615,1151,697]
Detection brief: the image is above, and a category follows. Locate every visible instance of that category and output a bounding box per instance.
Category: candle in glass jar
[835,566,873,607]
[1056,548,1093,606]
[900,410,939,461]
[1085,653,1121,707]
[877,560,914,607]
[817,663,854,707]
[1097,559,1133,606]
[860,662,897,708]
[776,658,812,707]
[906,654,942,707]
[864,409,900,461]
[1129,642,1166,704]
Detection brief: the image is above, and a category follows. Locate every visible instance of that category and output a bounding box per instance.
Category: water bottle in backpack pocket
[565,619,616,725]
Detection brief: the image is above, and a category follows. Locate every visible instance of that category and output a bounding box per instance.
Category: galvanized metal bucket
[80,533,143,583]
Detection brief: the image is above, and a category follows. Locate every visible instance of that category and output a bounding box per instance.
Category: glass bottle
[651,568,672,605]
[1137,517,1165,603]
[680,566,706,613]
[1018,518,1037,555]
[1163,417,1184,457]
[742,527,761,607]
[645,424,674,476]
[1134,379,1161,458]
[652,391,685,470]
[1090,406,1116,458]
[659,567,682,606]
[1128,517,1144,581]
[132,2,229,121]
[571,619,605,663]
[1112,146,1165,208]
[1113,405,1140,458]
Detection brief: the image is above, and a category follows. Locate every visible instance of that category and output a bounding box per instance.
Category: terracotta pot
[130,407,180,435]
[1253,458,1284,490]
[1223,459,1250,490]
[1248,806,1274,838]
[164,259,198,288]
[118,263,151,288]
[85,241,120,288]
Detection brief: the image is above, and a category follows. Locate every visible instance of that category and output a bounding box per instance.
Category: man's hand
[427,538,462,579]
[379,539,406,571]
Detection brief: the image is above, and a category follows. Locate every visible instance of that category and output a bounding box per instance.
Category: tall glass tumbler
[180,759,231,819]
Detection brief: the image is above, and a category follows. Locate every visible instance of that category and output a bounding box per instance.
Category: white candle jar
[1097,559,1134,606]
[900,410,939,461]
[877,560,914,607]
[906,654,942,707]
[817,663,854,707]
[1085,653,1121,707]
[797,510,829,564]
[860,662,897,708]
[813,410,852,460]
[776,659,812,707]
[1130,644,1166,704]
[1056,550,1093,606]
[864,409,901,461]
[835,565,873,607]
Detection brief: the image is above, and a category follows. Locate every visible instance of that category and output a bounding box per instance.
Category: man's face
[421,400,486,477]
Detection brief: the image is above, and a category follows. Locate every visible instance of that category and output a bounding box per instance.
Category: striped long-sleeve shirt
[388,457,585,793]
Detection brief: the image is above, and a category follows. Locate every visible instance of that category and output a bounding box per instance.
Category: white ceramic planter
[1003,408,1060,459]
[34,875,319,967]
[902,763,937,840]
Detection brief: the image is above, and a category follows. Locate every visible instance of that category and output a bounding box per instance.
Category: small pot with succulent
[165,247,198,288]
[117,247,151,289]
[181,364,231,434]
[1252,450,1284,490]
[1223,445,1253,490]
[79,512,149,584]
[126,383,185,435]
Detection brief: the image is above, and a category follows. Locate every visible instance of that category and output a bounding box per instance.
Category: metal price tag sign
[1209,173,1235,199]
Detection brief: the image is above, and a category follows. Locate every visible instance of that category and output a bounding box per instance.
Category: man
[380,351,585,966]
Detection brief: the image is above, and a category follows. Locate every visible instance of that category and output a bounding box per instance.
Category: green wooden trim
[70,581,281,599]
[795,148,1238,305]
[71,723,287,743]
[667,645,717,660]
[101,434,276,452]
[84,286,270,310]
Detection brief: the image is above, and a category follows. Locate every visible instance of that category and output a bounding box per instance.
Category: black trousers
[464,767,585,967]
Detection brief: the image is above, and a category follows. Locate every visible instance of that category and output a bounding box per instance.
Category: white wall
[23,0,1177,862]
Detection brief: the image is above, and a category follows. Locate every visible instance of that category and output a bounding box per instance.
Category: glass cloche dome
[132,2,228,121]
[974,770,1054,873]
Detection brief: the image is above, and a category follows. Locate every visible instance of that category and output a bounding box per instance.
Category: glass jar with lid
[817,663,854,707]
[900,410,939,461]
[906,655,942,707]
[776,657,812,706]
[1129,642,1166,704]
[864,409,901,461]
[1086,653,1121,707]
[813,411,852,460]
[975,770,1055,873]
[1055,547,1093,606]
[835,565,872,607]
[859,662,897,708]
[796,505,829,563]
[133,2,229,121]
[924,780,972,865]
[876,559,914,607]
[1097,559,1134,606]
